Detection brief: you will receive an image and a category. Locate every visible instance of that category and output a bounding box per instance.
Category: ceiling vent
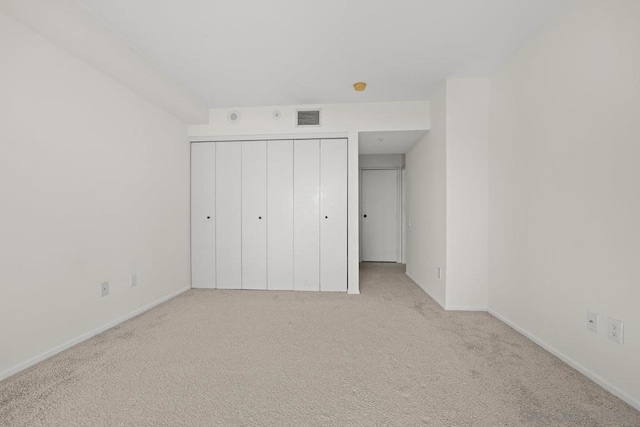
[296,109,321,127]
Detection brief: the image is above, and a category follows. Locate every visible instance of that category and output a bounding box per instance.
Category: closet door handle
[363,214,367,218]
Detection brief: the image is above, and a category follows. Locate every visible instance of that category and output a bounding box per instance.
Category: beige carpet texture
[1,263,638,426]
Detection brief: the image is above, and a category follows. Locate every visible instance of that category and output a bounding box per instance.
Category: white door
[361,169,399,262]
[191,143,216,288]
[242,141,267,290]
[216,142,242,289]
[293,139,320,291]
[320,139,348,291]
[267,140,294,290]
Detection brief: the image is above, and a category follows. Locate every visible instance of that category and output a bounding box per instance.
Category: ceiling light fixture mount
[353,82,367,92]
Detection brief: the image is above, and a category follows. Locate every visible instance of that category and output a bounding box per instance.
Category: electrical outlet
[129,272,137,288]
[437,267,441,279]
[587,311,598,333]
[608,317,624,345]
[101,281,109,297]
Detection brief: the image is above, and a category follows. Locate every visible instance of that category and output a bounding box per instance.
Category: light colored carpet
[1,263,638,426]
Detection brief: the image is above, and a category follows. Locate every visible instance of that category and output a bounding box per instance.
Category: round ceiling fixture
[353,82,367,92]
[228,110,241,124]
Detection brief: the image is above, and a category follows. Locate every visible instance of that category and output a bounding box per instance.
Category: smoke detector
[227,110,241,124]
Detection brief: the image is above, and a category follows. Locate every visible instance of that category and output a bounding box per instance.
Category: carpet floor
[1,263,638,426]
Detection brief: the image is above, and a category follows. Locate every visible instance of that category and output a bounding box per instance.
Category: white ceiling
[76,0,568,108]
[359,130,427,155]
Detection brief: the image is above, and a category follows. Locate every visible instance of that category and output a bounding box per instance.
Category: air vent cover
[296,109,321,127]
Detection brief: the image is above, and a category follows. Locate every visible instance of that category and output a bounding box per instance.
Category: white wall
[189,102,431,294]
[0,11,190,379]
[445,79,489,310]
[406,80,489,311]
[406,86,447,307]
[189,102,430,137]
[0,0,208,124]
[489,0,640,408]
[359,154,404,169]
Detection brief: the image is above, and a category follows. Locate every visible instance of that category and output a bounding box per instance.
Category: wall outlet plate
[129,273,137,288]
[101,281,109,297]
[608,317,624,345]
[587,311,598,333]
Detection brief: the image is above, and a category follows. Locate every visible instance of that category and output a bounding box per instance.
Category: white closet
[293,140,321,291]
[320,139,348,291]
[191,138,348,292]
[241,141,267,290]
[215,142,242,289]
[190,143,216,288]
[267,140,294,290]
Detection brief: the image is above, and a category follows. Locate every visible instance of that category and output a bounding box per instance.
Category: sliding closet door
[320,139,348,292]
[191,143,216,288]
[267,140,294,290]
[216,142,242,289]
[242,141,267,290]
[293,139,320,291]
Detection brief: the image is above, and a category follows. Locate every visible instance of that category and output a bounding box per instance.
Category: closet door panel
[320,139,348,292]
[293,140,320,291]
[216,142,242,289]
[242,141,267,290]
[191,143,216,289]
[267,140,294,290]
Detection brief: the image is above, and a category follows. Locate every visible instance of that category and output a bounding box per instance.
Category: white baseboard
[347,290,360,295]
[446,305,488,312]
[406,271,446,309]
[0,286,190,382]
[489,309,640,411]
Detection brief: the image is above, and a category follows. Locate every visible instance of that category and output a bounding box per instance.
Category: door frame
[359,167,403,263]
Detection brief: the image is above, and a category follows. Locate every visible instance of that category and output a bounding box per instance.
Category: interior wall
[189,102,431,294]
[489,0,640,408]
[445,79,489,310]
[406,86,447,307]
[0,0,208,124]
[358,154,404,169]
[0,11,191,379]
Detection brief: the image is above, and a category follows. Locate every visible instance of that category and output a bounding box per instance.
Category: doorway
[360,168,400,262]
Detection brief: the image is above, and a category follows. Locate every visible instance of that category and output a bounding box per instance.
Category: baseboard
[489,308,640,411]
[0,286,191,382]
[446,305,488,312]
[347,289,360,295]
[406,271,446,309]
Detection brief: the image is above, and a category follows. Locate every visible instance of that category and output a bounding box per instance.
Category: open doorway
[358,130,426,271]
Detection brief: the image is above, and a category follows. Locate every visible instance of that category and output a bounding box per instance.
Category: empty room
[1,0,639,425]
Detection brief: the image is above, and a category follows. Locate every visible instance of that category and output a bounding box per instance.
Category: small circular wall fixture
[353,81,367,92]
[272,110,281,120]
[227,110,241,124]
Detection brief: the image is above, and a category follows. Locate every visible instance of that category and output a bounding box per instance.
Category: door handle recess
[363,214,367,218]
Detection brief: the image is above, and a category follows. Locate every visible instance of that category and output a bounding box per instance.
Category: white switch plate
[129,272,137,288]
[101,281,109,297]
[587,311,598,333]
[608,317,624,345]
